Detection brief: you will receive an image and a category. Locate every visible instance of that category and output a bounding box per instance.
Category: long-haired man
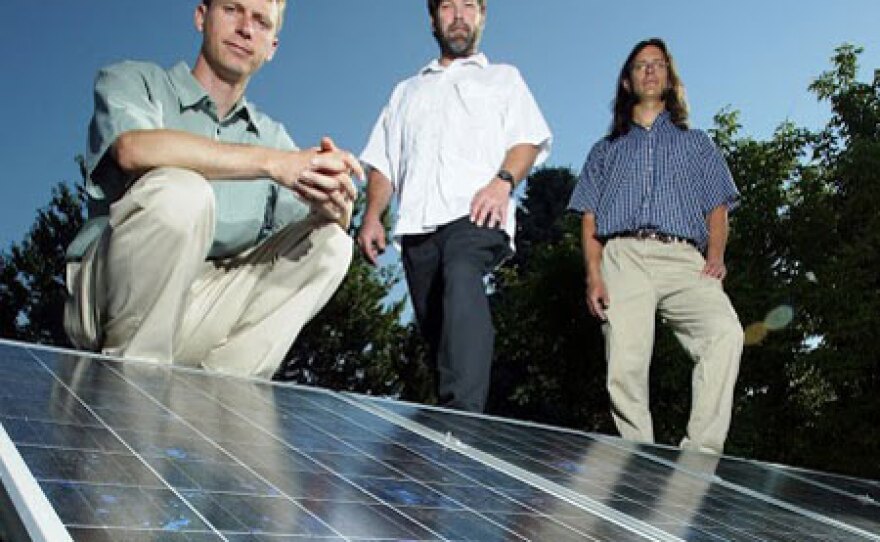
[568,38,743,453]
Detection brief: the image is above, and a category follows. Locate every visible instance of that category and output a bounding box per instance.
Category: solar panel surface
[1,340,878,541]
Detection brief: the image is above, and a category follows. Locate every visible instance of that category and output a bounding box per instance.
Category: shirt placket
[638,129,656,227]
[424,73,450,226]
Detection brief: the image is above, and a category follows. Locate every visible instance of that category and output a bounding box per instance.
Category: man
[358,0,551,412]
[63,0,363,379]
[568,38,743,454]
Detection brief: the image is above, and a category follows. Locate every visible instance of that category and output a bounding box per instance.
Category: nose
[236,13,254,38]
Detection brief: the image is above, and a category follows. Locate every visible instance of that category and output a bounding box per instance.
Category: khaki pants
[64,167,352,379]
[601,238,743,454]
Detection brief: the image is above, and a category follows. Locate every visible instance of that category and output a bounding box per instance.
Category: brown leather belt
[606,229,697,248]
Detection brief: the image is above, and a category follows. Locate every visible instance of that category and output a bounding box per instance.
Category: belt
[605,229,697,247]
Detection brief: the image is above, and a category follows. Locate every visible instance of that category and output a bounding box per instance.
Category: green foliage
[275,253,433,400]
[0,157,86,345]
[486,167,613,431]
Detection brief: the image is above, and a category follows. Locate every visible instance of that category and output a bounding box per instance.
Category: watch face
[497,170,514,183]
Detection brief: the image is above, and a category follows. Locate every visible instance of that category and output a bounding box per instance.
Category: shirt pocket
[454,80,502,128]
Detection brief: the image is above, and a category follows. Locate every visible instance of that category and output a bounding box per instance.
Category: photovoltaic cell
[1,340,878,541]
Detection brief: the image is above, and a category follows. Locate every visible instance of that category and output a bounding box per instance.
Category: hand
[701,256,727,280]
[273,137,362,227]
[586,274,610,321]
[308,137,362,227]
[470,178,512,228]
[357,216,386,266]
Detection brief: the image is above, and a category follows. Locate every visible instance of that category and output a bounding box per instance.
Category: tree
[790,44,880,477]
[0,158,86,345]
[486,167,613,431]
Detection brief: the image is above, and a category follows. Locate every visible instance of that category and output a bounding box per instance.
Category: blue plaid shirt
[567,112,739,249]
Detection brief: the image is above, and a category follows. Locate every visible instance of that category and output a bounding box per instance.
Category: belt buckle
[635,228,658,242]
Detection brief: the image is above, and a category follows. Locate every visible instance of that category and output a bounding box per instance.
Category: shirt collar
[630,110,672,134]
[421,52,489,74]
[168,61,260,134]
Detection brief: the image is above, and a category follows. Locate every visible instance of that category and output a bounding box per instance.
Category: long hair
[609,38,689,140]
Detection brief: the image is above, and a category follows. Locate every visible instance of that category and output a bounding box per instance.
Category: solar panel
[1,339,878,542]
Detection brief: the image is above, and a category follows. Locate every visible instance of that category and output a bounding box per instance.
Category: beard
[433,22,481,59]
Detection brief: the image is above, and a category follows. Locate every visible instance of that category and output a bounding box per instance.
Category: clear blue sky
[1,1,879,250]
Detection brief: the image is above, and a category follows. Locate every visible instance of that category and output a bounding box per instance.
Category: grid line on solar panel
[613,438,880,534]
[10,348,228,540]
[12,339,875,541]
[6,341,647,541]
[153,370,618,541]
[174,372,660,540]
[95,360,502,540]
[358,396,880,542]
[57,356,388,540]
[458,402,868,536]
[592,435,880,540]
[472,409,873,541]
[344,395,683,542]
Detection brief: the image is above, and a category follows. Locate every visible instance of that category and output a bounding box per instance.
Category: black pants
[401,217,512,412]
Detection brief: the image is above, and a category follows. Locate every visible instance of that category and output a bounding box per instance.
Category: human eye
[255,15,273,31]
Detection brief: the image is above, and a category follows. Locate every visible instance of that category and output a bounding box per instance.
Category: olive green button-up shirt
[67,60,309,260]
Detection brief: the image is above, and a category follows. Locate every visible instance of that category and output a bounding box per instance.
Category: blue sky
[1,1,879,250]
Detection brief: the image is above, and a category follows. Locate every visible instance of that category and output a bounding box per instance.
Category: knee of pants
[124,167,215,238]
[713,316,745,350]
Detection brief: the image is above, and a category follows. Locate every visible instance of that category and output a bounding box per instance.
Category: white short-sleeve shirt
[360,53,552,244]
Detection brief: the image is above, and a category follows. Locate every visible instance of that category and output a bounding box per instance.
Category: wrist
[495,169,515,193]
[260,147,279,180]
[363,211,384,226]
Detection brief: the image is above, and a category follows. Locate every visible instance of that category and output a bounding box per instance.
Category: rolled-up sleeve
[567,140,607,215]
[87,62,163,198]
[503,68,552,167]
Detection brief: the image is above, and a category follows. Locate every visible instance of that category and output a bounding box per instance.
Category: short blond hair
[202,0,288,34]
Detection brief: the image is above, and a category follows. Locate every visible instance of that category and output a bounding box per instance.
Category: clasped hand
[275,136,363,228]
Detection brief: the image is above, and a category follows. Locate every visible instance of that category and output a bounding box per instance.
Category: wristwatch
[496,169,515,189]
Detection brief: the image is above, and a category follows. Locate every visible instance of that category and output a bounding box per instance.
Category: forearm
[363,169,394,223]
[113,129,305,182]
[581,213,604,280]
[500,143,541,185]
[705,205,729,261]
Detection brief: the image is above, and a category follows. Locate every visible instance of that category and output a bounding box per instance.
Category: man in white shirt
[358,0,551,412]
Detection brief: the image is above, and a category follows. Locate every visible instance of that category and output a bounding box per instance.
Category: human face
[195,0,280,84]
[432,0,485,61]
[627,45,669,103]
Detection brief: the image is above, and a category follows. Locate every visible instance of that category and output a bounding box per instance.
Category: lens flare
[744,322,769,346]
[764,305,794,331]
